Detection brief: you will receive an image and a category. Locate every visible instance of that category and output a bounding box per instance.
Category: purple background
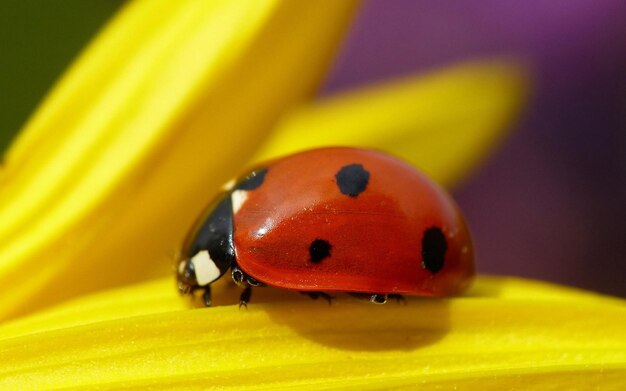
[324,0,626,297]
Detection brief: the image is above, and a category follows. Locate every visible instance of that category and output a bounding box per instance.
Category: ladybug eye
[178,259,196,284]
[421,227,447,273]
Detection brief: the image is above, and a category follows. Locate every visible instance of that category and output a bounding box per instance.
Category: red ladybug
[177,147,474,306]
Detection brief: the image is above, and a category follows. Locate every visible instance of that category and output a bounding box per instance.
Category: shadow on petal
[265,297,450,352]
[194,281,450,352]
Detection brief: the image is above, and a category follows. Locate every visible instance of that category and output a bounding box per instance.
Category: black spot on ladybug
[335,163,370,197]
[422,227,447,273]
[236,168,268,190]
[309,239,332,263]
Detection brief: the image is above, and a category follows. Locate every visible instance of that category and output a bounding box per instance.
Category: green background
[0,0,124,154]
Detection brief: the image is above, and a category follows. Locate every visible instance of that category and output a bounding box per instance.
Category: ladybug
[177,147,474,306]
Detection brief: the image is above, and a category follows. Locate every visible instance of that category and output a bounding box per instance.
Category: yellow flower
[1,0,624,389]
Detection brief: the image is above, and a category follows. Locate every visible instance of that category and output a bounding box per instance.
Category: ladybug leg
[245,275,265,287]
[239,286,252,308]
[231,266,245,286]
[202,286,212,307]
[300,291,333,305]
[231,263,263,307]
[369,294,388,304]
[231,264,265,287]
[348,292,387,304]
[349,293,405,305]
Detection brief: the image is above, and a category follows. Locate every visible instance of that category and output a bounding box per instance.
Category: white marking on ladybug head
[177,260,186,275]
[231,189,248,215]
[190,250,221,286]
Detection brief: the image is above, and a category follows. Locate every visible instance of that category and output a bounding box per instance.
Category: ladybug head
[176,250,230,295]
[177,192,236,296]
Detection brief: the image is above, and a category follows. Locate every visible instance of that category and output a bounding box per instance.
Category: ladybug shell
[232,147,474,296]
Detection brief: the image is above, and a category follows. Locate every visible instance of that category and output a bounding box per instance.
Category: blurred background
[1,1,625,297]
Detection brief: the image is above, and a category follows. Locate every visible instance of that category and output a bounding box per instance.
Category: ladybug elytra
[177,147,474,306]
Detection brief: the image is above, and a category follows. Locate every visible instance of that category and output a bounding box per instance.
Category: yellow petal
[253,60,529,187]
[0,0,358,320]
[0,276,623,389]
